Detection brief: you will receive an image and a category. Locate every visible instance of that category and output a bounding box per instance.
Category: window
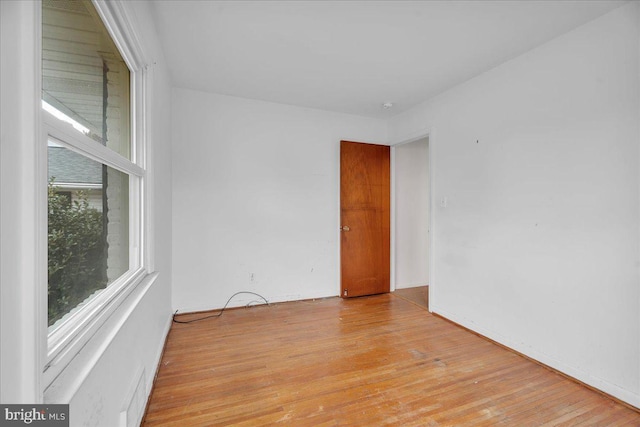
[42,0,146,367]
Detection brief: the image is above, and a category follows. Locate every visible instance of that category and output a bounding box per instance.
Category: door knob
[341,225,350,231]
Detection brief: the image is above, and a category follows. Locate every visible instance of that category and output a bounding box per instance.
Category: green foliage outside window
[48,182,107,326]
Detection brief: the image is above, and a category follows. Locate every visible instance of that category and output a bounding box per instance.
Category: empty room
[1,0,640,425]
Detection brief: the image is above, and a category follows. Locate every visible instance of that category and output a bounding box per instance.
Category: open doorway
[393,136,429,309]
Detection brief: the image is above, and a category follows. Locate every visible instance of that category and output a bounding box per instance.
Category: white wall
[1,1,173,425]
[172,89,387,312]
[394,138,430,289]
[389,3,640,407]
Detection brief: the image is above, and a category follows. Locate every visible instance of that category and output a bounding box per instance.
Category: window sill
[43,271,158,398]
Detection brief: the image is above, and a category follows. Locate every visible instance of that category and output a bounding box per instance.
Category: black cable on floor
[172,291,270,324]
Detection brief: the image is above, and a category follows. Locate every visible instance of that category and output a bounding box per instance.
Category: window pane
[42,0,131,159]
[48,144,129,327]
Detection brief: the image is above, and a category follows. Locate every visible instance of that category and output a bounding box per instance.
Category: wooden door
[340,141,390,298]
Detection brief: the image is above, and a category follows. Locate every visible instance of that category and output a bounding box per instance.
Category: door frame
[390,129,434,312]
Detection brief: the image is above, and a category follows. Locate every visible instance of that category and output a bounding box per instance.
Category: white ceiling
[150,1,626,119]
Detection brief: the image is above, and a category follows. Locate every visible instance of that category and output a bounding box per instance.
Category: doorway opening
[392,136,430,310]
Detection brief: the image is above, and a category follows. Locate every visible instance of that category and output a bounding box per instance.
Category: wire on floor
[172,291,270,324]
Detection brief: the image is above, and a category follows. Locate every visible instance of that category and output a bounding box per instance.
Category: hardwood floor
[143,294,640,426]
[393,286,428,310]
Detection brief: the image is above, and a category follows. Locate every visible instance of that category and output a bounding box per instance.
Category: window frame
[40,0,152,388]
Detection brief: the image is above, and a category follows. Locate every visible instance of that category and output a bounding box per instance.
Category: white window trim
[40,0,152,390]
[45,115,145,178]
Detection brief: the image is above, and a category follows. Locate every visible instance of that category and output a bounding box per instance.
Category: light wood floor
[393,286,429,310]
[143,294,640,426]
